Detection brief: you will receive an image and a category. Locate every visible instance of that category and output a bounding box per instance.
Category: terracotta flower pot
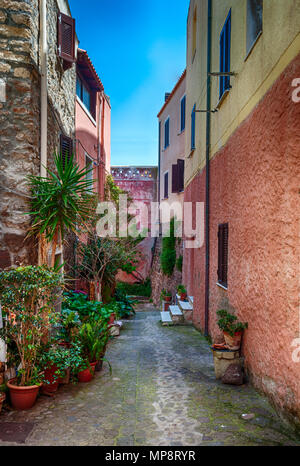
[164,296,172,302]
[224,331,242,349]
[41,365,59,395]
[7,380,40,410]
[0,392,5,414]
[180,292,187,300]
[164,302,170,312]
[108,313,115,325]
[78,364,95,383]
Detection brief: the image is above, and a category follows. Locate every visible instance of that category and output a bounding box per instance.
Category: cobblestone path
[0,307,299,446]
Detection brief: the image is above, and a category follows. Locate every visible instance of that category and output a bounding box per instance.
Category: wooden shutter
[172,164,178,193]
[164,172,169,199]
[191,105,196,150]
[218,223,229,287]
[60,134,73,168]
[177,159,185,192]
[58,13,75,64]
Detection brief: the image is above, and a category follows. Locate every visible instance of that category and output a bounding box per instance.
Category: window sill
[216,88,230,109]
[216,282,228,291]
[76,96,96,127]
[244,30,262,62]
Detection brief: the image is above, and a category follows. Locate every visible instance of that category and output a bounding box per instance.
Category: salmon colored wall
[183,53,300,425]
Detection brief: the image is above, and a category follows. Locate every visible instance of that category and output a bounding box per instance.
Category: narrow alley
[0,306,299,447]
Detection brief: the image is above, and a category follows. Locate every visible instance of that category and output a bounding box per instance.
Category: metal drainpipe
[40,0,47,178]
[204,0,212,336]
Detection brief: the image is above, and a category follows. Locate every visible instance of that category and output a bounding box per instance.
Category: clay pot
[164,302,170,312]
[108,313,116,326]
[164,295,172,302]
[180,292,187,300]
[0,392,5,414]
[224,331,242,349]
[78,364,95,383]
[7,380,40,410]
[41,365,59,395]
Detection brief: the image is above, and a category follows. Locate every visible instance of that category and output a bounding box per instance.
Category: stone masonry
[151,236,183,307]
[0,0,76,268]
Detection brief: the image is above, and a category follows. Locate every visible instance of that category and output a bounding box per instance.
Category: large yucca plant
[27,152,96,267]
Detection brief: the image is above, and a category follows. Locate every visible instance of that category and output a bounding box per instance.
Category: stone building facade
[0,0,77,269]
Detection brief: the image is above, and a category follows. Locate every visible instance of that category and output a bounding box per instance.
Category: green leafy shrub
[39,343,84,383]
[116,279,151,297]
[160,218,176,277]
[176,255,183,272]
[216,310,248,337]
[0,266,63,386]
[62,291,111,324]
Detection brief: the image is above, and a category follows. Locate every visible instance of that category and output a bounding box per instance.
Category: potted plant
[161,289,172,303]
[216,309,248,349]
[0,266,63,410]
[39,343,81,394]
[57,309,81,347]
[177,285,187,301]
[77,321,110,382]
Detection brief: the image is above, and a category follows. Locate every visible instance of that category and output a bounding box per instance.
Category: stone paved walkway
[0,306,299,446]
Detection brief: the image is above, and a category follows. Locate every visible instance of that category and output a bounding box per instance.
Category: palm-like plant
[27,153,96,267]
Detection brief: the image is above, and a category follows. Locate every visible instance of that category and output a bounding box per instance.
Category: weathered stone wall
[0,0,76,268]
[151,237,183,308]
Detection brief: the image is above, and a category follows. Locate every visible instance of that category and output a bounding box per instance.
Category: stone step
[178,300,193,311]
[169,305,183,316]
[169,305,184,324]
[160,311,173,326]
[188,296,194,305]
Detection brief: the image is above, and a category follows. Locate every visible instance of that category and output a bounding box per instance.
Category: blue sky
[70,0,189,166]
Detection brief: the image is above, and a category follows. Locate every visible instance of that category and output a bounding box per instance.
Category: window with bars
[57,12,76,71]
[219,10,231,99]
[246,0,263,55]
[191,104,196,151]
[164,118,170,149]
[180,96,186,132]
[218,223,229,288]
[85,154,94,192]
[60,134,73,169]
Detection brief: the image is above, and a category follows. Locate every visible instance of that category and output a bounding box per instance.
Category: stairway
[160,295,194,326]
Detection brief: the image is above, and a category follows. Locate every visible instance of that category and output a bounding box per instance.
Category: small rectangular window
[164,172,169,199]
[246,0,263,55]
[218,223,229,288]
[219,10,231,99]
[191,104,196,151]
[180,96,186,132]
[177,159,184,192]
[164,118,170,149]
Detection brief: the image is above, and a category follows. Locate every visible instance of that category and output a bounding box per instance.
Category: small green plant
[116,279,152,297]
[176,255,183,272]
[39,343,84,383]
[160,289,171,301]
[177,284,187,294]
[78,321,110,364]
[216,310,248,337]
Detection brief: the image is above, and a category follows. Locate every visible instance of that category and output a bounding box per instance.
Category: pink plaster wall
[183,52,300,425]
[111,166,158,283]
